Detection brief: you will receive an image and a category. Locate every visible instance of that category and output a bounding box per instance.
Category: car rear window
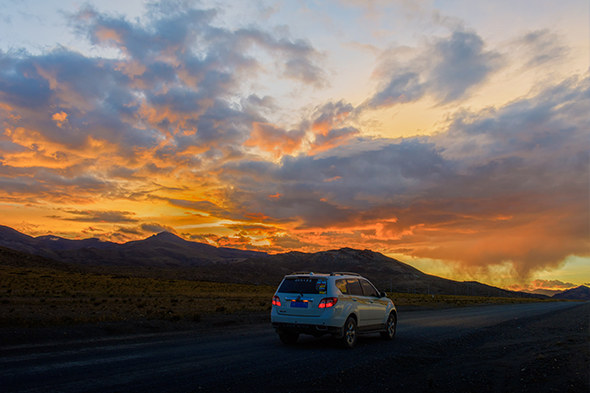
[278,277,327,294]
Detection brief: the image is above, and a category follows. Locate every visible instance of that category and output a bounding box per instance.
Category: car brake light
[272,295,281,307]
[318,297,338,308]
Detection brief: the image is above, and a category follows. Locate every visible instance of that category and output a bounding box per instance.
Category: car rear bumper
[271,307,347,336]
[272,321,342,336]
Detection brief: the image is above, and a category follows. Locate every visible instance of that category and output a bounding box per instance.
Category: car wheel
[380,313,396,340]
[342,316,358,349]
[279,331,299,345]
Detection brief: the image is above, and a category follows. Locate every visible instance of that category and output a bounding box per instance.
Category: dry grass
[0,265,564,329]
[0,265,275,328]
[389,292,563,308]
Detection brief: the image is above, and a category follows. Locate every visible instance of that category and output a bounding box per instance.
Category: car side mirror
[380,291,387,298]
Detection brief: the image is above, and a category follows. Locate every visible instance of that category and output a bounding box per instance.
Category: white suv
[271,272,397,349]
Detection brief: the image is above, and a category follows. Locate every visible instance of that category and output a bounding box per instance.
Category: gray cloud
[429,30,503,103]
[100,221,178,243]
[1,1,325,152]
[307,100,360,152]
[139,222,178,234]
[0,1,586,280]
[311,100,355,127]
[216,74,589,275]
[368,71,424,106]
[239,94,279,117]
[54,209,139,223]
[0,1,328,207]
[367,29,503,108]
[0,161,122,204]
[233,28,328,87]
[0,50,52,109]
[167,199,241,221]
[513,29,569,69]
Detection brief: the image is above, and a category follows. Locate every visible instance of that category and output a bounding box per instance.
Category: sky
[0,0,588,291]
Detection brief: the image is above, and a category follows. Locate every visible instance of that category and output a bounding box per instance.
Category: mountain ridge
[552,285,590,300]
[0,225,572,299]
[0,225,267,267]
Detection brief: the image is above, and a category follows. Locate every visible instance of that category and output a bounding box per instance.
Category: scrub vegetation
[0,265,274,328]
[388,293,561,309]
[0,263,564,329]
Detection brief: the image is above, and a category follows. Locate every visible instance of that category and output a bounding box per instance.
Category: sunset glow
[0,0,588,290]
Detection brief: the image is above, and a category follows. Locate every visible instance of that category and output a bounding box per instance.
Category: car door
[360,279,386,325]
[346,278,372,327]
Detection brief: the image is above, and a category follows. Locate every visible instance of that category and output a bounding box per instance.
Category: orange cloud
[95,26,123,46]
[244,122,305,158]
[507,279,577,293]
[52,111,68,127]
[384,198,589,280]
[138,102,205,136]
[114,60,148,82]
[0,1,585,291]
[244,212,272,221]
[530,279,576,290]
[307,102,359,155]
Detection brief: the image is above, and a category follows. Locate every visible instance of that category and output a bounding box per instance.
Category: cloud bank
[0,1,587,283]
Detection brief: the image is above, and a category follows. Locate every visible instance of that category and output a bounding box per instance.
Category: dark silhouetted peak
[136,231,190,247]
[153,231,184,241]
[155,231,179,237]
[0,225,35,241]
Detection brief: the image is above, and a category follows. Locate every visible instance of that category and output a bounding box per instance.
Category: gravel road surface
[1,302,588,392]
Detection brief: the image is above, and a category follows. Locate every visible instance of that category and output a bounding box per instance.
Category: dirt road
[1,302,588,392]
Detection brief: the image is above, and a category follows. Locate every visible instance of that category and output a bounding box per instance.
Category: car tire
[341,316,358,349]
[279,331,299,345]
[380,313,396,340]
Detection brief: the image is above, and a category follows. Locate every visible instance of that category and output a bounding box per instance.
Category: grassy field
[0,265,275,328]
[0,264,565,329]
[388,292,561,308]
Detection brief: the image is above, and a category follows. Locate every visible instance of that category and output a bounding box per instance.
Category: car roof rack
[330,272,361,276]
[289,271,314,275]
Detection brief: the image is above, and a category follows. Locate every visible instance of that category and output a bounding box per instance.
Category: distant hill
[0,225,267,267]
[523,288,566,297]
[191,247,545,298]
[553,286,590,300]
[0,245,90,273]
[0,225,545,298]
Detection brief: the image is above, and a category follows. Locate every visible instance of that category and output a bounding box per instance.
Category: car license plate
[290,301,308,308]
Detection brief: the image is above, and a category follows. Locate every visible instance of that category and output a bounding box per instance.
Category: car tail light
[318,297,338,308]
[272,295,281,307]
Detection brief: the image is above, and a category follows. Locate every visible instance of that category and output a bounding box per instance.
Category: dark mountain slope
[553,285,590,300]
[202,248,544,298]
[0,225,39,255]
[0,225,266,267]
[0,225,545,298]
[0,246,90,273]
